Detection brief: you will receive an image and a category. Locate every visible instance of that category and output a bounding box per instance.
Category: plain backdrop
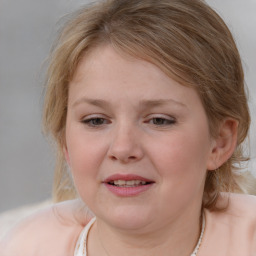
[0,0,255,213]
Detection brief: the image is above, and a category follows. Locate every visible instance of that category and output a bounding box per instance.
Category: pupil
[93,118,103,125]
[154,118,164,125]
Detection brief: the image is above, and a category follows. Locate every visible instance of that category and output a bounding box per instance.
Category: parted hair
[43,0,251,210]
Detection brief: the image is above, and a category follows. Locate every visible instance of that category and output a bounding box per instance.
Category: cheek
[66,133,106,202]
[149,129,211,179]
[65,127,107,180]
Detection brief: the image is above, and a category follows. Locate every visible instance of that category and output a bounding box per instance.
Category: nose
[107,124,144,163]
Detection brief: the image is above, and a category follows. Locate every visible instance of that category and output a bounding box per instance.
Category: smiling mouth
[104,175,154,196]
[108,180,152,187]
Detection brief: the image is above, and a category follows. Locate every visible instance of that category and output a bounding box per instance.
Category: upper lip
[103,174,154,183]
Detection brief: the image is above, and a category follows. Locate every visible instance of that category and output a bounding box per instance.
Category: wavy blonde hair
[43,0,251,209]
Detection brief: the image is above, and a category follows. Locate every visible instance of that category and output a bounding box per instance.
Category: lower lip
[104,183,154,197]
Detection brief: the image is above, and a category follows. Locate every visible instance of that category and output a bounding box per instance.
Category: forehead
[68,45,204,112]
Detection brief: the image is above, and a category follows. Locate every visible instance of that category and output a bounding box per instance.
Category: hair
[43,0,251,210]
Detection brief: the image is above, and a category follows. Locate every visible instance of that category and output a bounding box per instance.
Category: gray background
[0,0,255,213]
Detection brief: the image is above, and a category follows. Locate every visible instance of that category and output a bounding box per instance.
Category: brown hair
[43,0,251,209]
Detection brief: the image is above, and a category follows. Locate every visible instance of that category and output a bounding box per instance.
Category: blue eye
[82,118,108,126]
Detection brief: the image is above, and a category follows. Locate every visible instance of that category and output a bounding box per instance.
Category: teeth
[113,180,126,186]
[112,180,147,187]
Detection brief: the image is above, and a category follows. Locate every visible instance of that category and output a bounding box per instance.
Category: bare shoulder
[0,199,93,256]
[222,193,256,250]
[227,193,256,215]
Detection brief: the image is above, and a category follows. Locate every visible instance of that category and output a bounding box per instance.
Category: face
[65,45,215,231]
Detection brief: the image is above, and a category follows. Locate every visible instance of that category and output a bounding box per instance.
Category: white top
[74,217,96,256]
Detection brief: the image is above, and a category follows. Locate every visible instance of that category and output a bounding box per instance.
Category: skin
[1,45,237,256]
[64,45,236,256]
[0,199,91,256]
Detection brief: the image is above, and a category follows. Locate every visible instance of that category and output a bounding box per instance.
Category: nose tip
[109,154,138,163]
[107,128,143,163]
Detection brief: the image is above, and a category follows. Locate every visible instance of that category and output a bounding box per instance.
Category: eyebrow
[139,99,187,109]
[72,98,109,108]
[72,98,187,109]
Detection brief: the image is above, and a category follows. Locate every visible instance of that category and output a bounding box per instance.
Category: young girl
[1,0,256,255]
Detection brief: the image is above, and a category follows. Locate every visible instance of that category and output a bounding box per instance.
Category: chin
[97,205,154,231]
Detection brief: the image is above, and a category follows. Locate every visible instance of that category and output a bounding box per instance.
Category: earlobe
[207,119,238,170]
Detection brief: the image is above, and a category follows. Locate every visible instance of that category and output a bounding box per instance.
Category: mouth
[103,174,155,196]
[107,179,152,187]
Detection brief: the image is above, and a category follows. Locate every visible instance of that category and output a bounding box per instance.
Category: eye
[147,116,176,126]
[81,117,110,127]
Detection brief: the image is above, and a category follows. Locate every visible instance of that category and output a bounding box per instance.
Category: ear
[207,118,238,170]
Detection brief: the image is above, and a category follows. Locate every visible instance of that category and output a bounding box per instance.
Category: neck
[88,211,203,256]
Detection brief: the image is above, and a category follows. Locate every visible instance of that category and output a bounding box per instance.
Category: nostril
[107,139,144,162]
[128,156,137,159]
[109,155,118,161]
[109,154,137,163]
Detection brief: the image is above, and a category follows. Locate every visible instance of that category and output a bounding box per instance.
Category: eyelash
[81,115,176,127]
[147,117,176,126]
[81,117,110,127]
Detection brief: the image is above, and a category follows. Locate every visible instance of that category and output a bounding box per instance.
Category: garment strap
[74,217,96,256]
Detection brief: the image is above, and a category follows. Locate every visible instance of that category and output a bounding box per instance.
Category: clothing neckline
[74,217,96,256]
[74,214,205,256]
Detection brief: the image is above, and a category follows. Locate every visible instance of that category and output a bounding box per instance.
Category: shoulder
[202,193,256,255]
[0,199,93,256]
[226,193,256,236]
[223,192,256,221]
[216,192,256,230]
